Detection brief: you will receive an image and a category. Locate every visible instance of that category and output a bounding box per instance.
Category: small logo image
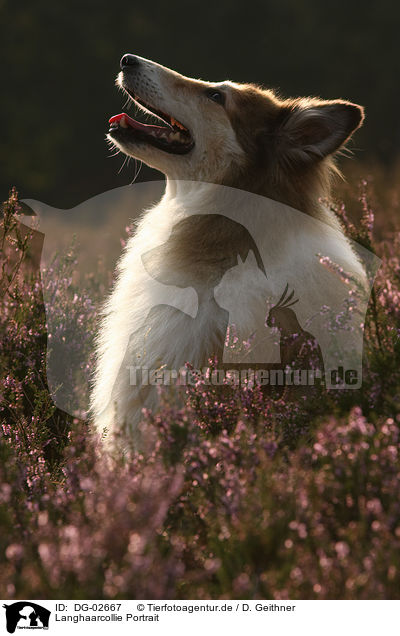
[3,603,50,634]
[265,284,325,374]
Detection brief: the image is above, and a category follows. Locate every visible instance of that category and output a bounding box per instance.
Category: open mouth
[108,93,194,155]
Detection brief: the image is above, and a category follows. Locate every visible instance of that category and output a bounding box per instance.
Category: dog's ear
[278,100,364,163]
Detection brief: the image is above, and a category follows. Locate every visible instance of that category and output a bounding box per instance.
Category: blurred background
[1,0,399,209]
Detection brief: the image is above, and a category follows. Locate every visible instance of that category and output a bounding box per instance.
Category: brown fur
[220,84,364,218]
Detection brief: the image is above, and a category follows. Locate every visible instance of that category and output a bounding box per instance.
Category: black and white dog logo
[3,602,50,634]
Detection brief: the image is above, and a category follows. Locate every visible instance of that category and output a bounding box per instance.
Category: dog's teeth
[120,116,128,128]
[171,117,185,130]
[149,127,188,144]
[169,132,181,141]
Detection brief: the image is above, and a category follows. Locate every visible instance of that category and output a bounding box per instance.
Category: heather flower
[1,185,400,600]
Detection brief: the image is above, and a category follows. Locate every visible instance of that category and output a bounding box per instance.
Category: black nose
[120,54,139,70]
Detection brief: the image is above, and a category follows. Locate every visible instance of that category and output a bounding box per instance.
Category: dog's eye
[205,89,225,105]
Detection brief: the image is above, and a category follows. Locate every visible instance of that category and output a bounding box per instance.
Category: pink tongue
[108,112,164,131]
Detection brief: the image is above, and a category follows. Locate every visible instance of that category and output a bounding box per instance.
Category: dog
[91,54,366,445]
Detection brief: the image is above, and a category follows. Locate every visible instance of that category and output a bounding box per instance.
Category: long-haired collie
[91,54,366,446]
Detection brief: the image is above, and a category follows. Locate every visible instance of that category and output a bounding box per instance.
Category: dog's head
[108,54,246,182]
[108,55,364,208]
